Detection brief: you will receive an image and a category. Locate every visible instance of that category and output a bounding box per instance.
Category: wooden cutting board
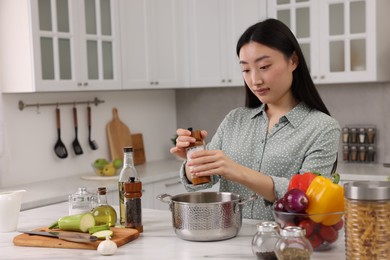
[107,108,133,161]
[13,227,139,250]
[132,133,146,165]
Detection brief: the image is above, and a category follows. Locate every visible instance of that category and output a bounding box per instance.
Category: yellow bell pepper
[305,173,344,226]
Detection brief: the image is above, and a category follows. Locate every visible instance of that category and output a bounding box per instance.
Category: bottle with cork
[124,177,143,232]
[186,127,211,185]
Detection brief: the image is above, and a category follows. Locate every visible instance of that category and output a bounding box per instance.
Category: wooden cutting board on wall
[107,108,133,161]
[13,227,139,250]
[106,108,146,165]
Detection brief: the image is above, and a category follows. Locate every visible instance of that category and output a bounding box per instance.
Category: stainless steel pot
[157,192,257,241]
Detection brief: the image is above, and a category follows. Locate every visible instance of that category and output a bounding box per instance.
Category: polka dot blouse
[180,102,341,221]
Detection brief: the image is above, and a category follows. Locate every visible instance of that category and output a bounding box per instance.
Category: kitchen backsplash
[0,90,177,187]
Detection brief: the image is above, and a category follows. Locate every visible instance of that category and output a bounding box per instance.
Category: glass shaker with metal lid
[251,221,280,260]
[275,226,312,260]
[68,187,95,215]
[344,181,390,260]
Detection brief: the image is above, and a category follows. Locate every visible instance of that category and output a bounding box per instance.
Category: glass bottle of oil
[91,187,117,227]
[118,147,139,225]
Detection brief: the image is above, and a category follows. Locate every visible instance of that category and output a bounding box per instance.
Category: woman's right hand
[169,128,207,159]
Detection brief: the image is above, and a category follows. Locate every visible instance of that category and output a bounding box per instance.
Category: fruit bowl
[92,165,120,177]
[91,158,123,177]
[272,209,344,251]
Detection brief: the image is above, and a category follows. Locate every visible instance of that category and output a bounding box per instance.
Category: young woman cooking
[170,19,340,220]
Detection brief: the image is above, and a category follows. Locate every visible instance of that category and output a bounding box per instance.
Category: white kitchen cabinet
[267,0,390,84]
[187,0,267,88]
[0,0,121,93]
[120,0,186,89]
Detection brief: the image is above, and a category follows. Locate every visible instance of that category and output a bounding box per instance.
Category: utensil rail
[18,97,104,111]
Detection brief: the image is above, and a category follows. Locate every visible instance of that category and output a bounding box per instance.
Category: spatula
[54,108,68,159]
[87,105,98,150]
[72,107,83,155]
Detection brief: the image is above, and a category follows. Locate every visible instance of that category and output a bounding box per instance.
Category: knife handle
[58,232,98,243]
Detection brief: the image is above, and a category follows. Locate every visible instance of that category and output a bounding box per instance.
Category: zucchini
[92,230,114,240]
[48,213,95,233]
[88,224,110,234]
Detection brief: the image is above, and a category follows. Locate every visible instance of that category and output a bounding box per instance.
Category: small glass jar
[275,226,313,260]
[68,187,95,215]
[342,127,349,143]
[251,221,280,260]
[344,181,390,260]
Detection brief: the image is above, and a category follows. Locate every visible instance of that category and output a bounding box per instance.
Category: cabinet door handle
[228,79,232,83]
[77,82,82,86]
[221,79,225,83]
[83,82,88,86]
[165,180,182,188]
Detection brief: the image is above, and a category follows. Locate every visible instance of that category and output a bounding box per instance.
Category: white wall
[0,90,177,187]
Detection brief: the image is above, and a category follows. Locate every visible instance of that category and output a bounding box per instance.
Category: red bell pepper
[288,172,320,193]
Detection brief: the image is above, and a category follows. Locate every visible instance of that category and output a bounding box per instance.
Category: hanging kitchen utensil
[87,105,98,150]
[54,107,68,159]
[72,106,83,155]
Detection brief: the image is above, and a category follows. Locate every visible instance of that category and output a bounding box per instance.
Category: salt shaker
[68,187,95,215]
[275,226,313,260]
[251,221,280,260]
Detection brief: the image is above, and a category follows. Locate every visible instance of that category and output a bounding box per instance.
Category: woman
[170,19,340,220]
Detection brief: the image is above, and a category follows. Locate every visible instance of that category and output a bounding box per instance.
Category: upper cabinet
[120,0,186,89]
[187,0,267,88]
[0,0,121,93]
[267,0,390,84]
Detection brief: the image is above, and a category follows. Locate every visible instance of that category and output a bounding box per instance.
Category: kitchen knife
[19,231,98,243]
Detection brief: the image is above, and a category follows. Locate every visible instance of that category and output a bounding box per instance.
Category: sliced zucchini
[92,230,114,240]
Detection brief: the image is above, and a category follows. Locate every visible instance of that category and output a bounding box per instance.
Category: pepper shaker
[251,221,280,260]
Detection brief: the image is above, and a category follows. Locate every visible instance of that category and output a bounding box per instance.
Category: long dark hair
[236,18,331,116]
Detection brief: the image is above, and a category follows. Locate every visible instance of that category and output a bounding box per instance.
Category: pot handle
[238,193,258,206]
[156,193,172,204]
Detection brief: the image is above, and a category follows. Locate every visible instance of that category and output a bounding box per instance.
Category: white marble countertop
[0,202,346,260]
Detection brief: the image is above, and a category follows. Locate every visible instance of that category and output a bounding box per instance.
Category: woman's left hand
[187,149,242,182]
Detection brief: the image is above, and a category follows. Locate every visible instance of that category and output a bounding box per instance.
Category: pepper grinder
[124,177,143,232]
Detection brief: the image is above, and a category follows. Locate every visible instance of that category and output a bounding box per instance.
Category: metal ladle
[87,105,98,150]
[54,107,68,159]
[72,106,83,155]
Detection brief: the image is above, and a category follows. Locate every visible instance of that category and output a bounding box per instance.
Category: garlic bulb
[97,235,117,256]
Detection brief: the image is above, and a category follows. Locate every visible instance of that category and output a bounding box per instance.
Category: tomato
[318,225,339,243]
[298,219,317,237]
[308,233,323,249]
[332,219,344,231]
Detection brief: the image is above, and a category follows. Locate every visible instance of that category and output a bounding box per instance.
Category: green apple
[93,158,108,170]
[113,158,123,169]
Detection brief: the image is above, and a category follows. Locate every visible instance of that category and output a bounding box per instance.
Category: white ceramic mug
[0,190,26,232]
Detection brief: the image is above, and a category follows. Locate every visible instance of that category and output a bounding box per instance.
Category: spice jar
[251,221,280,260]
[342,127,349,143]
[350,128,358,143]
[350,145,358,161]
[186,128,210,185]
[275,226,312,260]
[358,146,366,162]
[344,181,390,260]
[124,177,143,232]
[343,145,349,161]
[367,128,376,144]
